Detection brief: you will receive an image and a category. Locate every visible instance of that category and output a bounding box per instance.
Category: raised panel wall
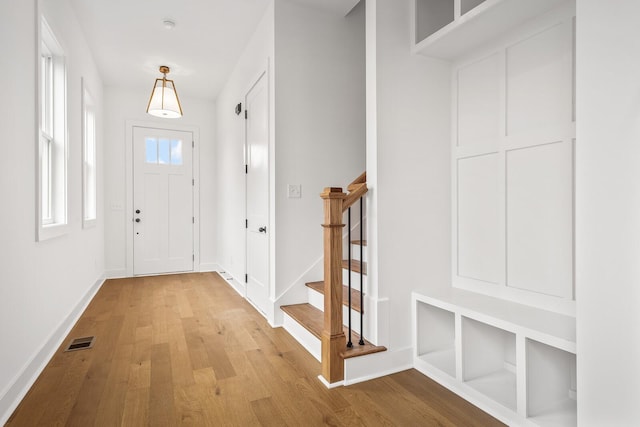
[457,154,500,284]
[506,142,573,298]
[457,53,501,148]
[452,5,575,314]
[506,23,573,137]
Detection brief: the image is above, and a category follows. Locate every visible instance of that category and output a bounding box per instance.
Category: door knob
[135,218,141,223]
[135,209,141,214]
[258,226,267,233]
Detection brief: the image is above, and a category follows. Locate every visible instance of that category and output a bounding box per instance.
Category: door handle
[135,218,141,223]
[258,226,267,233]
[136,209,141,214]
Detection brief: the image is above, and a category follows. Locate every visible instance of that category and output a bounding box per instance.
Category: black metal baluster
[347,207,353,348]
[359,197,365,346]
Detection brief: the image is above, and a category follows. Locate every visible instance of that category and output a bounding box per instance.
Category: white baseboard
[106,264,220,278]
[317,375,344,389]
[344,346,413,386]
[0,276,105,426]
[198,262,220,272]
[216,265,246,297]
[105,269,127,279]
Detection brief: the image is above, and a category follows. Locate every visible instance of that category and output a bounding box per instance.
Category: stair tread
[306,281,363,313]
[281,303,386,359]
[342,259,367,275]
[351,240,367,246]
[281,303,323,339]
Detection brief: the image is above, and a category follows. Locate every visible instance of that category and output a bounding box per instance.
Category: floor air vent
[64,336,95,352]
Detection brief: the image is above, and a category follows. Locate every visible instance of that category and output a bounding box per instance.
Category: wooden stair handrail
[343,183,367,211]
[319,172,366,385]
[347,171,366,190]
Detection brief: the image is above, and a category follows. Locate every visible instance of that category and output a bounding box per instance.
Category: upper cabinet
[412,0,569,59]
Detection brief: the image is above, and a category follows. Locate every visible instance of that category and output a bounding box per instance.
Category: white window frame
[82,79,97,228]
[37,17,68,241]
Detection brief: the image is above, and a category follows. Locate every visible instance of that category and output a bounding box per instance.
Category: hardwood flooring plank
[222,352,270,402]
[332,405,368,427]
[244,349,326,426]
[294,375,350,415]
[389,369,505,427]
[215,376,262,425]
[173,384,208,426]
[167,321,196,387]
[201,330,237,380]
[148,343,176,427]
[128,324,153,392]
[333,385,398,427]
[120,386,150,426]
[64,316,124,426]
[181,317,212,371]
[8,272,504,427]
[250,397,289,427]
[174,285,194,319]
[358,376,457,426]
[4,366,63,426]
[128,358,151,391]
[93,343,134,425]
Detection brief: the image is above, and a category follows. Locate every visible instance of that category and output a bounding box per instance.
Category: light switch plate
[287,184,302,198]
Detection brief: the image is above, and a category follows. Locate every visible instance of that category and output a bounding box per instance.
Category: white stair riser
[343,268,367,294]
[307,288,362,335]
[282,312,321,362]
[307,287,325,311]
[343,308,363,336]
[350,243,367,263]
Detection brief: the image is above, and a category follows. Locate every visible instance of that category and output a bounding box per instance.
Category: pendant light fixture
[146,65,183,118]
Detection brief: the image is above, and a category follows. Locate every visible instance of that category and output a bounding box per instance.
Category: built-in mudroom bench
[412,290,576,426]
[409,0,578,424]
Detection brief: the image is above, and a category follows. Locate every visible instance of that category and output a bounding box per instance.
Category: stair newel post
[320,187,347,384]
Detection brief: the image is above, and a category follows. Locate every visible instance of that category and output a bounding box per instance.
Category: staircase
[280,173,386,386]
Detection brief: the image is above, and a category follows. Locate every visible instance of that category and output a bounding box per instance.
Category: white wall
[215,2,275,289]
[103,88,217,276]
[0,0,104,422]
[216,0,366,321]
[367,0,451,350]
[273,0,366,298]
[576,0,640,424]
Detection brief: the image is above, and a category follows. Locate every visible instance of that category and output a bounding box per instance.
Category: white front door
[245,72,270,314]
[133,126,194,276]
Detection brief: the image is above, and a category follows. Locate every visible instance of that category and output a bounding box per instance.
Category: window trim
[37,16,68,241]
[82,78,97,229]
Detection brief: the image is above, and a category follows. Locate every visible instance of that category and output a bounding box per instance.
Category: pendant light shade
[146,66,183,118]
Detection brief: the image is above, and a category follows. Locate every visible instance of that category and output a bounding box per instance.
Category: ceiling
[69,0,360,101]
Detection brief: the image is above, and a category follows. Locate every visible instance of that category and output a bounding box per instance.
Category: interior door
[245,72,270,314]
[133,126,194,275]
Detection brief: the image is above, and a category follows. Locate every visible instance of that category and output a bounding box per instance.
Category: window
[82,80,97,227]
[38,17,67,240]
[145,137,184,165]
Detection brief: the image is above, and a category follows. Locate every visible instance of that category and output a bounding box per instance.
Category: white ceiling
[69,0,360,101]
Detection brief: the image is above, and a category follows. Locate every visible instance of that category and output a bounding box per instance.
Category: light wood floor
[7,272,504,426]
